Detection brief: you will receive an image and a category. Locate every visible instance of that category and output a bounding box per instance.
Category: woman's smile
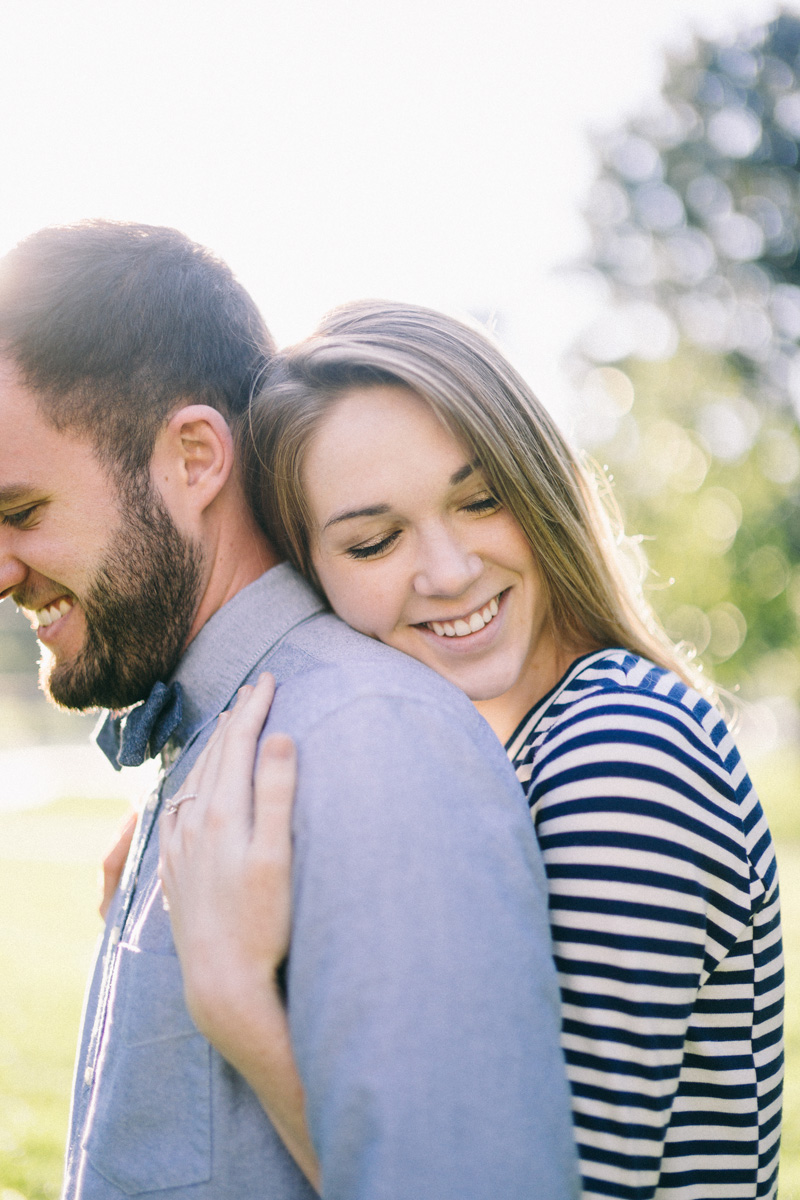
[303,384,567,737]
[411,588,514,663]
[417,589,503,639]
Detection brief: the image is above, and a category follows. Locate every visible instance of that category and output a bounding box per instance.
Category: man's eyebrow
[0,485,36,507]
[324,504,392,530]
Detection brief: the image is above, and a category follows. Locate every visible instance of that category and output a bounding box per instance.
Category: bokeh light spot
[671,440,710,494]
[707,602,747,661]
[707,106,763,158]
[758,428,800,484]
[774,90,800,137]
[696,486,743,551]
[665,604,712,655]
[609,134,661,182]
[771,284,800,337]
[746,545,789,600]
[696,397,759,461]
[634,182,685,232]
[686,173,733,219]
[665,228,717,285]
[711,211,766,261]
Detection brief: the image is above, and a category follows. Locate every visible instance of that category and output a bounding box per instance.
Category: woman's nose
[413,528,483,598]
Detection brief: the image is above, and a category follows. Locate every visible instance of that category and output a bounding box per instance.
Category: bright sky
[0,0,794,422]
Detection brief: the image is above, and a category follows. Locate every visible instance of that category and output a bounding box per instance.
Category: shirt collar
[168,562,326,744]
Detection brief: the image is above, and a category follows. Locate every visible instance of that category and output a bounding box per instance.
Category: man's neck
[185,525,282,649]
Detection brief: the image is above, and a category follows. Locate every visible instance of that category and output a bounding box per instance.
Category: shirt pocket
[82,944,212,1195]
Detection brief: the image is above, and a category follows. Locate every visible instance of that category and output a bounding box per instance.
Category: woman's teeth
[428,595,500,638]
[35,598,74,627]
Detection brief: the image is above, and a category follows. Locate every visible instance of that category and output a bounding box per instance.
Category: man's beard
[43,485,205,712]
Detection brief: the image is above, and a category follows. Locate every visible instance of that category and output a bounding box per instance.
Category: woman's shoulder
[510,649,723,751]
[510,648,745,800]
[516,650,778,909]
[514,649,770,853]
[566,651,732,758]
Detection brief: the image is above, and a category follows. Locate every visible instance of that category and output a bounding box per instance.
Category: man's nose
[0,538,27,601]
[413,527,483,598]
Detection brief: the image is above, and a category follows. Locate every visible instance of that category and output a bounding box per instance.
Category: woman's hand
[158,672,320,1191]
[159,672,294,1023]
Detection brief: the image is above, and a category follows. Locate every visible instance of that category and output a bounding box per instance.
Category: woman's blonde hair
[245,299,700,688]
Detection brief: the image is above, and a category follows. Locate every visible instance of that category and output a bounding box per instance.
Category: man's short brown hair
[0,220,274,481]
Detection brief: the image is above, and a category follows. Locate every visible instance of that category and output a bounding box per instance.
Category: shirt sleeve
[526,688,779,1199]
[279,685,580,1200]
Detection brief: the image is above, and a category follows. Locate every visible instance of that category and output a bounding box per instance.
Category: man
[0,221,578,1199]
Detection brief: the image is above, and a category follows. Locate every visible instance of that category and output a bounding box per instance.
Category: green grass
[751,750,800,1198]
[0,763,797,1199]
[0,797,130,1200]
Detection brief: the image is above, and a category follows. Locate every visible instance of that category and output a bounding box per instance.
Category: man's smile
[30,595,75,629]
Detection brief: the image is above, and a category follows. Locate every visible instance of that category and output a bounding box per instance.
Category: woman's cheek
[317,555,405,645]
[351,574,402,643]
[321,570,379,639]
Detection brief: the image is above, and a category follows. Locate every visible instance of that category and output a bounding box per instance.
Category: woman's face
[303,384,565,732]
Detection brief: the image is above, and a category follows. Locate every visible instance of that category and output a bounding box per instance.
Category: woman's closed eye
[344,495,499,560]
[346,529,402,560]
[462,493,501,515]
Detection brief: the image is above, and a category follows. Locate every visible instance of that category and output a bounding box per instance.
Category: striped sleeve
[511,653,783,1200]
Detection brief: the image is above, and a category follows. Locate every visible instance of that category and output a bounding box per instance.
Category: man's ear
[151,405,235,517]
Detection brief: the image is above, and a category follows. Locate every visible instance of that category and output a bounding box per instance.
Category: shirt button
[145,791,159,812]
[109,925,122,949]
[84,1066,94,1087]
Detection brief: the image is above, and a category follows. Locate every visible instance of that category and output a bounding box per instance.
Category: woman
[160,301,783,1199]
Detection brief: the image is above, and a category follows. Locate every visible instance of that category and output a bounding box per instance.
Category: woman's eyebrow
[323,460,482,531]
[450,461,479,486]
[323,503,391,530]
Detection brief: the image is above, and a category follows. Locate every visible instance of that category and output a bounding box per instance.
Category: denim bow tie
[95,681,184,771]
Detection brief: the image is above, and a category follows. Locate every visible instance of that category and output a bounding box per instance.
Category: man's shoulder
[230,571,506,765]
[267,620,485,739]
[267,608,407,674]
[272,636,545,887]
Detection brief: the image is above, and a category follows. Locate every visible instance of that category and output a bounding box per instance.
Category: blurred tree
[574,9,800,716]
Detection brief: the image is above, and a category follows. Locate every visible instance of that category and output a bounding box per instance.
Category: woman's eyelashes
[346,530,402,560]
[344,494,501,561]
[462,493,501,514]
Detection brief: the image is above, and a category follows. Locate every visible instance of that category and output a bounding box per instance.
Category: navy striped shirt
[507,650,783,1200]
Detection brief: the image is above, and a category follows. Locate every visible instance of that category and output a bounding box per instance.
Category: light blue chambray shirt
[63,564,579,1200]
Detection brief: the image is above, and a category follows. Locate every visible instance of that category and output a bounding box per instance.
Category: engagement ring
[163,792,199,815]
